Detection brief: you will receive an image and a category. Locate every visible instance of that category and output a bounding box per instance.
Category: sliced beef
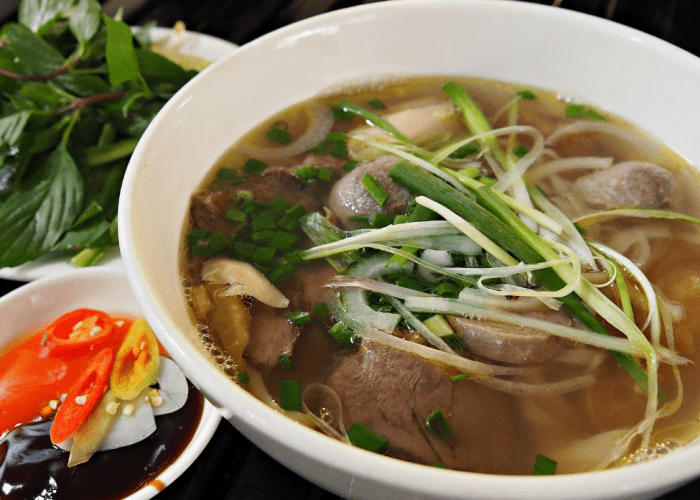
[190,163,329,235]
[245,303,300,371]
[573,161,675,210]
[325,343,528,474]
[446,309,569,365]
[246,263,337,371]
[328,156,413,230]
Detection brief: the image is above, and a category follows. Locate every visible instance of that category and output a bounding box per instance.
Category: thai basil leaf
[0,143,83,266]
[3,22,65,75]
[66,0,101,43]
[52,200,111,250]
[18,0,73,33]
[103,15,150,95]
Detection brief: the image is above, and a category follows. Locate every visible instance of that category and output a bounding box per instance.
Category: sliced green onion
[516,90,537,100]
[317,166,333,182]
[279,380,302,411]
[361,173,389,206]
[252,246,275,263]
[328,321,361,348]
[294,165,318,181]
[313,302,330,316]
[346,422,389,453]
[367,99,386,110]
[238,372,250,384]
[242,158,268,176]
[336,99,411,144]
[342,160,359,172]
[266,120,292,144]
[277,354,294,370]
[425,411,452,440]
[207,231,230,253]
[533,454,557,475]
[450,373,467,382]
[286,310,312,326]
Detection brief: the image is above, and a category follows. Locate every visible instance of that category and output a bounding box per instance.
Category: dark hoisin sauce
[0,380,204,500]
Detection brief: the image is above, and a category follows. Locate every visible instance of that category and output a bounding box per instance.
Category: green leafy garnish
[0,0,199,268]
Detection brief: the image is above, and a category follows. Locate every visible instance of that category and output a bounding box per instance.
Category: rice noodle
[545,120,651,150]
[474,372,596,395]
[527,156,614,184]
[491,125,545,193]
[239,104,334,159]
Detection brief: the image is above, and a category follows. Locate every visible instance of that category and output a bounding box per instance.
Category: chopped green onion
[286,310,312,326]
[225,208,247,223]
[294,165,318,181]
[342,160,359,172]
[252,246,275,263]
[367,99,386,110]
[425,411,452,440]
[335,99,412,144]
[565,104,607,122]
[251,229,275,242]
[231,241,255,260]
[361,173,389,206]
[217,167,242,180]
[448,143,479,159]
[516,90,537,100]
[346,422,389,453]
[328,321,361,348]
[450,373,467,382]
[41,331,49,346]
[190,243,213,258]
[433,462,451,469]
[369,212,394,228]
[279,380,302,411]
[268,263,295,284]
[207,231,230,253]
[513,144,529,157]
[238,372,250,384]
[313,302,330,316]
[269,197,293,214]
[266,120,292,144]
[317,166,334,182]
[270,231,300,251]
[277,354,294,370]
[242,158,268,176]
[187,228,209,244]
[533,454,557,475]
[252,212,277,232]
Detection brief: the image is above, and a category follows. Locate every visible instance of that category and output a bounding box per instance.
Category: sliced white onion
[99,390,157,451]
[239,104,334,159]
[153,357,189,416]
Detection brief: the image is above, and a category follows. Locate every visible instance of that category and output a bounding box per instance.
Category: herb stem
[0,56,79,81]
[55,91,126,115]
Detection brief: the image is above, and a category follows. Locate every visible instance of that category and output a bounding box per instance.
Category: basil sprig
[0,0,198,267]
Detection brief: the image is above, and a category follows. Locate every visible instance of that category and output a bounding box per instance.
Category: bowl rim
[118,1,700,498]
[0,267,221,500]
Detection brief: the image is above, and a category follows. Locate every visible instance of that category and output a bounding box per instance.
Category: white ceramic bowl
[0,268,221,500]
[118,1,700,499]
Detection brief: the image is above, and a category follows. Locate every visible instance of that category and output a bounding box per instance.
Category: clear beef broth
[181,75,700,474]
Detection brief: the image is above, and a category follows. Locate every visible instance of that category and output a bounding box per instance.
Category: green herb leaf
[0,143,83,266]
[103,14,150,94]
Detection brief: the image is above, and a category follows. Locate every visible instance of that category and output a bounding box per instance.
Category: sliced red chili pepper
[41,309,115,357]
[50,347,114,444]
[111,318,160,401]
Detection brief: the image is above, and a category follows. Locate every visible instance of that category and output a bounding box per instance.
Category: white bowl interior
[0,268,220,500]
[118,1,700,499]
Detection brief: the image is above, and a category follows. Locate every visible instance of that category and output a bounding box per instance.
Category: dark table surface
[1,0,700,499]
